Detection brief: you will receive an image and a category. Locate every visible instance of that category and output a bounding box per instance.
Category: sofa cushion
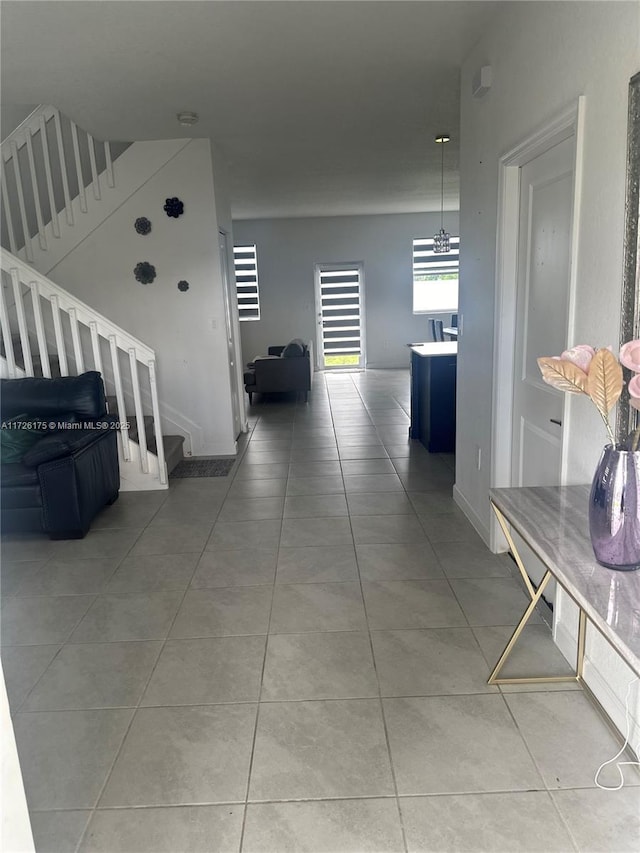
[0,371,107,420]
[1,482,43,509]
[0,415,46,463]
[282,341,305,358]
[0,462,39,487]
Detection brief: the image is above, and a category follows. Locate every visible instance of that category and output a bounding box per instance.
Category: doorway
[314,262,365,370]
[491,99,585,537]
[510,135,575,489]
[490,99,585,603]
[218,229,245,439]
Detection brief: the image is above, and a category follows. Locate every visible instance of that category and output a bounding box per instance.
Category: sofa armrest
[22,425,115,468]
[37,430,119,537]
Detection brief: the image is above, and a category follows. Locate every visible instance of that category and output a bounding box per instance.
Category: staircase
[0,107,190,490]
[1,105,190,276]
[0,250,184,489]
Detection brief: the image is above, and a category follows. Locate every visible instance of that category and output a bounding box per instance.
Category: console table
[408,342,457,452]
[489,486,640,696]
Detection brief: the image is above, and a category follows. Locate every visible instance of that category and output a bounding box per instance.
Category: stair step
[127,414,154,445]
[105,396,184,476]
[163,434,185,476]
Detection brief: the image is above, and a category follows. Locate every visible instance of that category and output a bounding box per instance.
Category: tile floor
[2,369,639,852]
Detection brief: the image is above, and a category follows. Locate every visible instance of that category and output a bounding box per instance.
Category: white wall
[458,1,640,742]
[458,0,639,537]
[1,103,37,138]
[1,667,34,853]
[49,139,236,456]
[232,211,459,368]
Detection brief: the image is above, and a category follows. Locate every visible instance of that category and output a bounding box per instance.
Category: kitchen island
[408,341,457,452]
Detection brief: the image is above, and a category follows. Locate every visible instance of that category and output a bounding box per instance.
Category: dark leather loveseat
[1,371,120,539]
[244,339,313,403]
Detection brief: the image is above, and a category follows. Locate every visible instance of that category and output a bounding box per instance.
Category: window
[233,244,260,320]
[412,236,459,314]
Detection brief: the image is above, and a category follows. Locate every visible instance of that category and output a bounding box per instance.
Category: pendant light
[433,134,451,253]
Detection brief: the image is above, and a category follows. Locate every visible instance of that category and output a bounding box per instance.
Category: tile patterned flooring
[2,369,639,852]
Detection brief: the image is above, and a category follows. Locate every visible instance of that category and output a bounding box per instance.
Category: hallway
[2,370,638,852]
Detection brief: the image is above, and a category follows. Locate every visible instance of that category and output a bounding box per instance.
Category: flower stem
[597,410,616,446]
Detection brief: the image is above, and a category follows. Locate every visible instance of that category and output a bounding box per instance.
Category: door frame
[218,228,248,437]
[314,261,366,370]
[490,97,586,552]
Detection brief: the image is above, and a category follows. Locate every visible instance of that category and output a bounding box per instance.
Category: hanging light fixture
[433,134,451,253]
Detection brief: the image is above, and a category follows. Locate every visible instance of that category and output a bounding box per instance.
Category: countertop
[407,342,458,357]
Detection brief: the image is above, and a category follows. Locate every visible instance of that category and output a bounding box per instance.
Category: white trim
[1,665,35,853]
[453,483,490,544]
[490,97,586,553]
[219,228,249,435]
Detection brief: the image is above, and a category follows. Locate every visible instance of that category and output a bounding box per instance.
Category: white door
[218,230,243,439]
[510,136,575,595]
[314,262,365,369]
[511,136,575,488]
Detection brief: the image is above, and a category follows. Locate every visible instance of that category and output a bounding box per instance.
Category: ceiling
[1,1,499,220]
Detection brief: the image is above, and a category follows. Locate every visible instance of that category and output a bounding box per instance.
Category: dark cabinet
[409,344,457,453]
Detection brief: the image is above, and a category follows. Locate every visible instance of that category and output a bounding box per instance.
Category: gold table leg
[488,501,584,687]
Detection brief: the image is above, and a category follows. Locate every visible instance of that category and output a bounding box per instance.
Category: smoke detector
[177,111,199,126]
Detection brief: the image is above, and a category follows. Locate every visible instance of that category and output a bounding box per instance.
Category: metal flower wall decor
[164,197,184,218]
[134,262,157,285]
[134,217,152,235]
[177,280,190,292]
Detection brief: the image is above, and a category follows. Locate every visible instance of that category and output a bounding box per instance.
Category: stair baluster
[108,334,131,463]
[38,115,60,238]
[129,349,148,474]
[148,359,167,486]
[11,269,33,375]
[24,131,47,250]
[31,281,52,378]
[9,141,33,261]
[52,108,74,226]
[0,282,17,377]
[50,294,69,376]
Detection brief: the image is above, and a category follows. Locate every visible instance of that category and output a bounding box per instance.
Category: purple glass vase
[589,445,640,571]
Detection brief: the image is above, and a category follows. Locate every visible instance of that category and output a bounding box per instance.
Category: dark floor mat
[170,457,236,478]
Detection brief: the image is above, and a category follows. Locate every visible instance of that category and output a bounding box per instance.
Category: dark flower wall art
[134,217,152,235]
[164,197,184,218]
[134,262,156,285]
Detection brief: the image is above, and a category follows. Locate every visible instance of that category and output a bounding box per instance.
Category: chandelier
[433,134,451,253]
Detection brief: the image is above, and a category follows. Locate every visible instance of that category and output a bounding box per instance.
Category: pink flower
[619,340,640,372]
[628,374,640,403]
[561,345,595,373]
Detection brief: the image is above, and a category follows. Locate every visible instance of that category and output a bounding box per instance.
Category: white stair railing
[0,105,119,262]
[0,249,167,487]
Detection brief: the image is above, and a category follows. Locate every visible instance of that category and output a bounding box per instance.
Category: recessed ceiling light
[435,134,450,144]
[177,111,199,126]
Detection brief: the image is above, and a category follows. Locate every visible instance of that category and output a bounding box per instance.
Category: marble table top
[490,485,640,677]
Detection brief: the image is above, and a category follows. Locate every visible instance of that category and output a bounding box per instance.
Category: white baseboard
[582,658,640,754]
[453,484,490,546]
[554,616,578,668]
[553,618,640,750]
